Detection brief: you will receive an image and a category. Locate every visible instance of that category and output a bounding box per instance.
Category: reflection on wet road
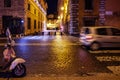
[49,35,80,75]
[0,35,112,77]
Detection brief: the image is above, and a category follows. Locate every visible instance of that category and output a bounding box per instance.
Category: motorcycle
[0,28,26,77]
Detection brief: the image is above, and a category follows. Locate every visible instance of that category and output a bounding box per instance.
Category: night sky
[46,0,58,15]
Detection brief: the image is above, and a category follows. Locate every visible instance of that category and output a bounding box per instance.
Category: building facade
[57,0,69,33]
[105,0,120,27]
[58,0,120,35]
[78,0,100,27]
[58,0,100,35]
[0,0,47,35]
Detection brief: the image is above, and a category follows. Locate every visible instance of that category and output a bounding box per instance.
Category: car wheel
[90,42,100,50]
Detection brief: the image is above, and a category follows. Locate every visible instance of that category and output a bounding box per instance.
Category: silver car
[79,26,120,50]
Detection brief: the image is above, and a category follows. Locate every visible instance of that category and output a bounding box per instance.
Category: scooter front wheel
[12,63,26,77]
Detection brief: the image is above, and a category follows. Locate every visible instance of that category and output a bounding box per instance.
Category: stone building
[58,0,120,35]
[57,0,69,34]
[58,0,100,35]
[0,0,47,35]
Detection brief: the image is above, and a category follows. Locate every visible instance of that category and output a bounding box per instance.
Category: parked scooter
[0,28,26,77]
[0,52,26,77]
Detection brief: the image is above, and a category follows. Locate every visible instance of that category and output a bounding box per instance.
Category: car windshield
[81,28,90,34]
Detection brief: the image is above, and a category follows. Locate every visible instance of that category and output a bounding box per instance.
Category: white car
[79,26,120,50]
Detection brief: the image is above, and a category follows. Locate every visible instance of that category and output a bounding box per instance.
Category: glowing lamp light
[61,7,64,11]
[21,20,24,23]
[58,16,60,19]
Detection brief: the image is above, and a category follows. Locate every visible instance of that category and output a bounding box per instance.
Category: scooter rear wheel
[12,63,26,77]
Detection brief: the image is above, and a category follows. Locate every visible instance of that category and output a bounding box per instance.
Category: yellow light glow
[61,7,64,11]
[60,14,63,19]
[58,16,60,19]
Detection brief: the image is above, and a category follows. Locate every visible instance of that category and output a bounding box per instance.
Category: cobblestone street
[0,35,120,80]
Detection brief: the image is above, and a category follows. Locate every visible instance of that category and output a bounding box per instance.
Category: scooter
[0,28,26,77]
[0,43,26,77]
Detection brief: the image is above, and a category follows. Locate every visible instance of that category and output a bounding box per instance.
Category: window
[4,0,11,7]
[41,22,43,28]
[71,0,79,4]
[85,0,93,10]
[27,18,31,29]
[84,28,90,34]
[28,4,31,10]
[34,9,36,14]
[97,28,107,35]
[111,28,120,36]
[2,16,12,28]
[34,20,36,29]
[38,21,40,29]
[83,17,96,26]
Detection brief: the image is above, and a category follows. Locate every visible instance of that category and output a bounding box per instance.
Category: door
[95,28,112,47]
[2,16,12,33]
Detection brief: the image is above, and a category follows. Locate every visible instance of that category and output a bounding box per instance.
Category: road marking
[89,50,120,54]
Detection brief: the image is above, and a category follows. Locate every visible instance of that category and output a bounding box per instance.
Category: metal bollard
[60,32,62,35]
[54,32,56,35]
[48,32,50,35]
[42,32,44,35]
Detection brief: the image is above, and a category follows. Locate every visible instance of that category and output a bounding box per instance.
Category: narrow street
[0,33,120,80]
[0,0,120,80]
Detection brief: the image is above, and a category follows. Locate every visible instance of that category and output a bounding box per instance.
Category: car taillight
[86,35,93,40]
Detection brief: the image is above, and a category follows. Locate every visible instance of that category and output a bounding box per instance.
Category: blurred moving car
[79,26,120,50]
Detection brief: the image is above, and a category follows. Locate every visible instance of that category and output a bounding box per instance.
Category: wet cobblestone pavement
[0,35,120,80]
